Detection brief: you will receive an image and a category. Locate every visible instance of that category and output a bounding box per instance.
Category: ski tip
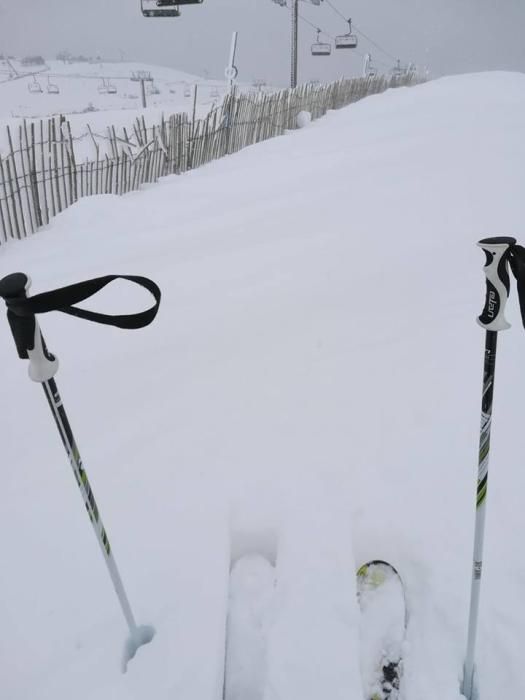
[357,560,401,583]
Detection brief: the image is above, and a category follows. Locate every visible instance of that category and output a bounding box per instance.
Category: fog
[1,0,524,86]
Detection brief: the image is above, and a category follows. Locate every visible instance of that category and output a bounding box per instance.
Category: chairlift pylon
[335,18,358,50]
[311,29,331,57]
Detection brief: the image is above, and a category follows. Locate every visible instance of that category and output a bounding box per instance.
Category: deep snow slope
[1,72,525,700]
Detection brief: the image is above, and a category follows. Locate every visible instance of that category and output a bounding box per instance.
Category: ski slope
[0,59,226,119]
[1,71,525,700]
[0,58,274,161]
[0,59,236,156]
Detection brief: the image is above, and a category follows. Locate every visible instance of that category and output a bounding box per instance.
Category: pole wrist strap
[0,273,161,364]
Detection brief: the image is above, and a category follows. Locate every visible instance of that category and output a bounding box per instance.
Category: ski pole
[0,272,161,670]
[462,236,516,700]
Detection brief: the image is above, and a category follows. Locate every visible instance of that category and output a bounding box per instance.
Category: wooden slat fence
[0,73,420,244]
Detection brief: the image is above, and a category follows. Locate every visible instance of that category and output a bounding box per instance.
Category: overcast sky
[1,0,524,86]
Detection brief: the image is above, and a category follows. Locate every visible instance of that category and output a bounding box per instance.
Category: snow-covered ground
[0,59,228,119]
[0,58,275,161]
[1,71,525,700]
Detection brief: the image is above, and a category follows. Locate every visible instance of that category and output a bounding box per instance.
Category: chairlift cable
[298,13,335,40]
[299,13,390,64]
[324,0,347,22]
[352,24,398,63]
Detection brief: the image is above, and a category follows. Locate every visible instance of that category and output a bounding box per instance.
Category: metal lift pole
[131,71,154,109]
[291,0,298,88]
[226,31,239,92]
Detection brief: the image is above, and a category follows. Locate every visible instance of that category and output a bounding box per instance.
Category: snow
[224,555,275,700]
[1,70,525,700]
[296,110,312,128]
[0,59,223,120]
[0,59,260,159]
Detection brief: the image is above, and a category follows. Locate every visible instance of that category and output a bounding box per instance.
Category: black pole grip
[0,273,59,381]
[0,273,35,359]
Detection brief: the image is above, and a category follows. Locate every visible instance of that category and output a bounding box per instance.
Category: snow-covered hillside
[0,58,235,117]
[0,58,273,158]
[1,72,524,700]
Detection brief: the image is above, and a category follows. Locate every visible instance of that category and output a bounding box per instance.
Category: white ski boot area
[1,72,525,700]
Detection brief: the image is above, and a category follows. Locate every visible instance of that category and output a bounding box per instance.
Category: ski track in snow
[224,554,276,700]
[1,71,525,699]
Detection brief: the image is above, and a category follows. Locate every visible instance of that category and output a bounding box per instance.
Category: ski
[357,560,407,700]
[222,555,407,700]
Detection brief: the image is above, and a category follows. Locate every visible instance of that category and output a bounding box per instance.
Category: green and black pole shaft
[462,236,516,699]
[0,272,161,671]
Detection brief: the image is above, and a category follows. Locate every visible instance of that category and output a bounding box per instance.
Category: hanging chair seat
[141,0,180,17]
[312,42,331,56]
[335,34,358,49]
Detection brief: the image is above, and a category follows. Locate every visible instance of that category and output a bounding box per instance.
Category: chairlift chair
[28,76,43,93]
[98,78,117,94]
[47,77,60,94]
[311,29,331,57]
[252,78,266,93]
[141,0,180,17]
[406,62,416,78]
[141,0,203,17]
[210,86,219,98]
[335,19,358,49]
[392,59,404,78]
[184,85,191,97]
[364,54,377,78]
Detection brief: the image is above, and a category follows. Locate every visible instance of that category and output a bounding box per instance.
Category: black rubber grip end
[479,236,517,247]
[0,273,29,301]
